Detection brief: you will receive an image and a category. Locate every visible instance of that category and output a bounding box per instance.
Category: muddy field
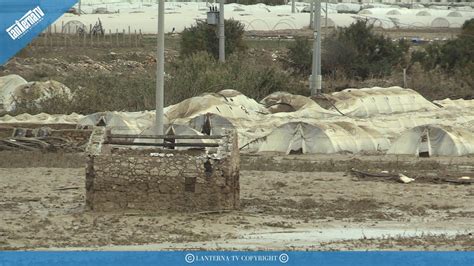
[0,152,472,250]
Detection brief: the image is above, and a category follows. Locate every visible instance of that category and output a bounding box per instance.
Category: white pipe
[219,0,225,63]
[156,0,164,135]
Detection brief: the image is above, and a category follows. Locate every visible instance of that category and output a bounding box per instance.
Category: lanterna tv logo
[6,6,45,40]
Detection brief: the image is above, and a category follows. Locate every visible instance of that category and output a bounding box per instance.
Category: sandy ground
[0,163,472,250]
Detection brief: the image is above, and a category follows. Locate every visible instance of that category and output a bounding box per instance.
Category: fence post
[139,29,142,47]
[90,24,93,47]
[116,29,119,47]
[123,29,126,47]
[134,29,137,47]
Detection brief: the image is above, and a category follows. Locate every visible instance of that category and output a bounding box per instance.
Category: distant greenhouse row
[56,1,473,33]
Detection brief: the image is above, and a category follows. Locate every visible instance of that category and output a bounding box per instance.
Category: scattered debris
[350,169,472,185]
[0,136,84,152]
[398,173,415,184]
[54,186,80,191]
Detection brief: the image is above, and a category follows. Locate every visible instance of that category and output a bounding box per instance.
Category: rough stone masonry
[85,127,240,211]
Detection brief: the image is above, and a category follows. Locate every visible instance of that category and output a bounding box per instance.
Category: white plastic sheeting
[2,85,474,156]
[0,75,73,113]
[387,125,474,156]
[0,112,85,124]
[56,1,473,32]
[329,87,439,117]
[434,98,474,109]
[256,122,390,154]
[0,75,27,112]
[79,111,157,134]
[165,90,266,123]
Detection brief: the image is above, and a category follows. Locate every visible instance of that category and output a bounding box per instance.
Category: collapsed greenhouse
[1,76,474,156]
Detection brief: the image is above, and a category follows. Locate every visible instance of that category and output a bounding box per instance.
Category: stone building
[85,127,240,212]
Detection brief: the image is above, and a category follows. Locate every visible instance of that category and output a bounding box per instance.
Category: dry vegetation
[1,21,472,115]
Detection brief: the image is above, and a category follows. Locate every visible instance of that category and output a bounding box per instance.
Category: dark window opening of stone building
[185,177,197,192]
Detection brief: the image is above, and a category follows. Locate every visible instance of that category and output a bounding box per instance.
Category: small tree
[332,20,407,78]
[180,19,247,59]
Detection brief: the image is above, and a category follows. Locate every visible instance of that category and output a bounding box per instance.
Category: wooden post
[43,30,47,46]
[123,29,126,46]
[75,26,78,47]
[139,29,142,47]
[109,29,112,47]
[134,29,137,47]
[116,29,119,47]
[90,24,93,47]
[128,26,131,47]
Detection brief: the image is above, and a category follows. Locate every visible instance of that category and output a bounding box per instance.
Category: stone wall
[85,128,240,212]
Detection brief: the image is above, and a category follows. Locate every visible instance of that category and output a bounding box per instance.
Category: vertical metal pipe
[325,1,328,29]
[219,0,225,63]
[292,0,296,13]
[310,2,314,29]
[156,0,165,135]
[315,0,322,95]
[310,0,322,96]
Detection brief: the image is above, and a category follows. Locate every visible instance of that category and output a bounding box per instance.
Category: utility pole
[310,0,322,96]
[292,0,296,13]
[156,0,164,135]
[219,0,225,63]
[325,1,328,29]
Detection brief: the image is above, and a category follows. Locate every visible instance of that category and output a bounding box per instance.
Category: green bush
[412,18,474,72]
[180,19,247,59]
[284,21,408,80]
[328,21,408,79]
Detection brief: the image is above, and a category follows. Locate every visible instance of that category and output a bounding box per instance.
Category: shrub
[412,18,474,72]
[166,51,302,105]
[284,36,312,76]
[284,21,408,80]
[13,51,302,114]
[328,21,408,79]
[180,19,247,59]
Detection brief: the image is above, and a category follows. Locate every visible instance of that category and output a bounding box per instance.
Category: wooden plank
[109,134,224,140]
[105,141,219,148]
